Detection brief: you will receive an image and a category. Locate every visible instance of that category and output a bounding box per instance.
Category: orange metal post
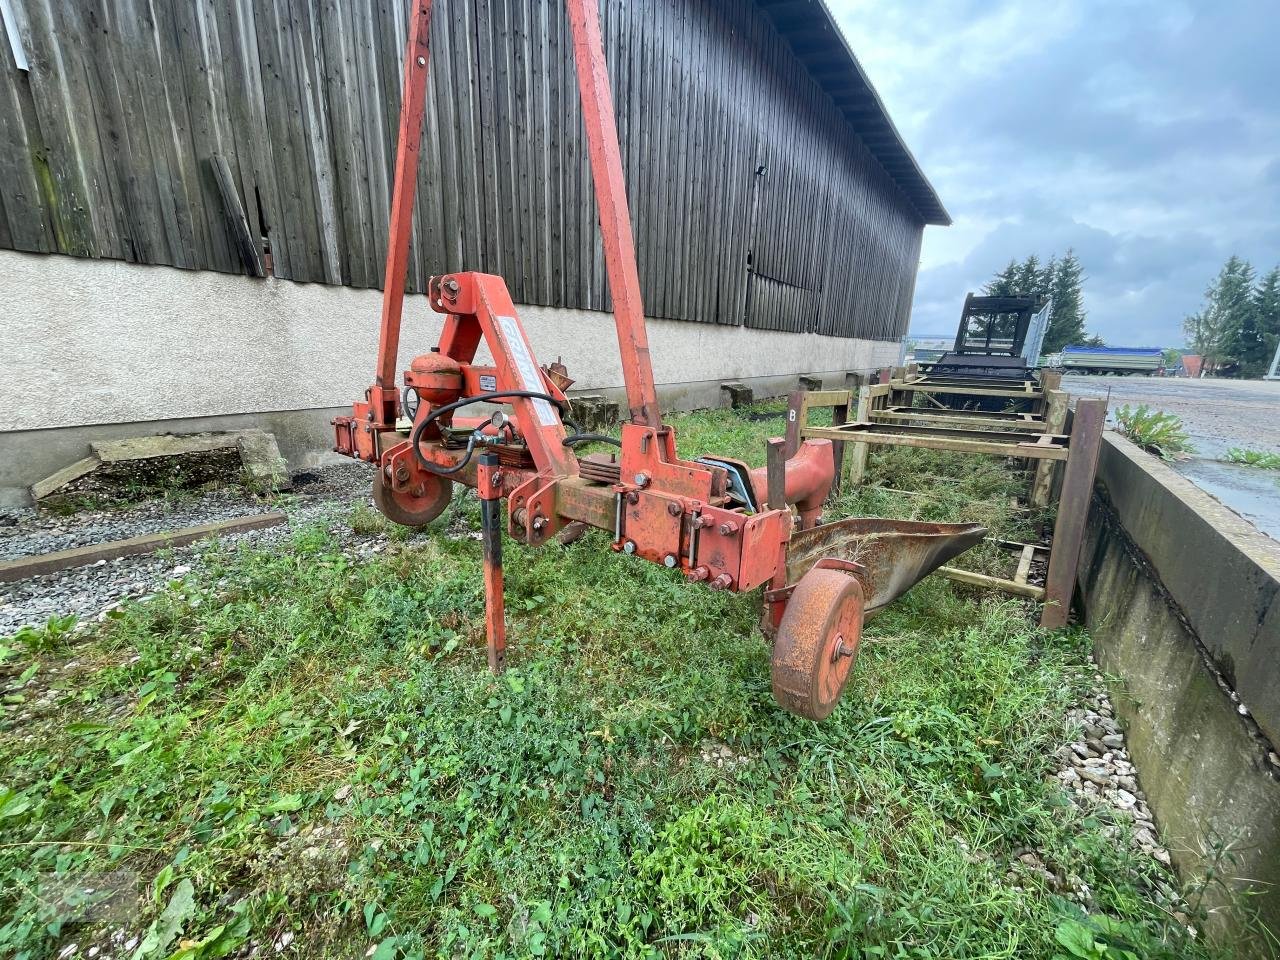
[564,0,661,429]
[370,1,435,425]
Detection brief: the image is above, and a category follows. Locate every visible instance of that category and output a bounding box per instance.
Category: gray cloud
[832,0,1280,347]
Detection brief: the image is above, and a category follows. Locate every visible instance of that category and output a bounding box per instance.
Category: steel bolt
[666,501,682,517]
[718,520,739,536]
[633,472,650,488]
[442,277,461,300]
[622,540,636,554]
[532,516,547,532]
[626,491,640,504]
[709,573,733,591]
[663,553,678,568]
[685,566,710,582]
[416,56,426,66]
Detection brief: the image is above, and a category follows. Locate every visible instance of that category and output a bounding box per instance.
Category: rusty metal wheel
[770,567,865,721]
[372,474,453,528]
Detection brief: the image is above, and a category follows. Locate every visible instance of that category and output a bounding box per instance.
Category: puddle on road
[1175,459,1280,541]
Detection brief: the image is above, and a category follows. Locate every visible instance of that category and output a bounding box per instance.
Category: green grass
[1113,406,1193,461]
[1224,448,1280,471]
[0,405,1232,959]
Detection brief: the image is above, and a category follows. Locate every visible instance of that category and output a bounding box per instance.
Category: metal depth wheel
[770,567,865,721]
[372,474,453,528]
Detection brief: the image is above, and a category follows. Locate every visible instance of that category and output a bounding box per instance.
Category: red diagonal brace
[565,0,661,429]
[370,0,435,425]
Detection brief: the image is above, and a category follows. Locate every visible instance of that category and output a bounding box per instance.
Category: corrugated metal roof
[755,0,950,225]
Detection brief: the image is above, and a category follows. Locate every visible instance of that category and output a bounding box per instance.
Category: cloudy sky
[831,0,1279,346]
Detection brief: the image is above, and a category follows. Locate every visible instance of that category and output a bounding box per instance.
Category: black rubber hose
[420,433,479,476]
[411,389,574,474]
[562,433,622,448]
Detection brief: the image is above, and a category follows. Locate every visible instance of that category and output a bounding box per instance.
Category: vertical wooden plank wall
[0,0,928,342]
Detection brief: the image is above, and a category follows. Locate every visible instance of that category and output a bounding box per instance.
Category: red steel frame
[330,0,980,720]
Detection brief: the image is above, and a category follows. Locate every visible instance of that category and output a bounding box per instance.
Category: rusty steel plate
[373,475,453,528]
[771,567,864,721]
[785,518,985,616]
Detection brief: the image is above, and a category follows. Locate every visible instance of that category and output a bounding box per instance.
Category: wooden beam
[938,566,1046,600]
[1014,544,1036,585]
[1030,389,1069,507]
[0,513,287,583]
[870,408,1047,432]
[1040,399,1106,628]
[848,381,871,484]
[801,424,1070,461]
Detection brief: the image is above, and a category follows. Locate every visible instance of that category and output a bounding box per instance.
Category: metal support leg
[478,453,507,672]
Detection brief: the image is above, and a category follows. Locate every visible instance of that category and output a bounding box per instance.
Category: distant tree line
[1183,257,1280,378]
[983,250,1102,353]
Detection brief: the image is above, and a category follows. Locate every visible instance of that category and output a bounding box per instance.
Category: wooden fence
[0,0,926,339]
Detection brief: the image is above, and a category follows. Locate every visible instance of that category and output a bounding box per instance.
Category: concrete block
[236,430,292,491]
[720,382,753,408]
[568,394,620,434]
[29,455,101,501]
[798,375,822,392]
[92,432,245,463]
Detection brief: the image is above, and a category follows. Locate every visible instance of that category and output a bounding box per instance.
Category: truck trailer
[1058,345,1162,376]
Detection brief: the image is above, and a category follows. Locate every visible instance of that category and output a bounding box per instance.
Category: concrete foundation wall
[0,251,897,505]
[1079,434,1280,952]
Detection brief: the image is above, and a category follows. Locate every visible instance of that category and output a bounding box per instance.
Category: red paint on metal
[327,0,986,721]
[564,0,660,429]
[371,1,435,425]
[748,439,835,530]
[771,567,865,720]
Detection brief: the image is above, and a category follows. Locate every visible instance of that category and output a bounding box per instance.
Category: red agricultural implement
[333,0,984,720]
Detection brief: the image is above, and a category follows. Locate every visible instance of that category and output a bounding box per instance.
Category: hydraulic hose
[410,389,576,474]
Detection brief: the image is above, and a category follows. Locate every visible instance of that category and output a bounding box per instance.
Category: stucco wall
[0,250,897,432]
[0,251,898,505]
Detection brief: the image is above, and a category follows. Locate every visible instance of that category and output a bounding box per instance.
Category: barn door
[741,149,828,333]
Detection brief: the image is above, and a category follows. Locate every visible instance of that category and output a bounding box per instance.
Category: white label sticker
[479,374,497,392]
[496,315,559,427]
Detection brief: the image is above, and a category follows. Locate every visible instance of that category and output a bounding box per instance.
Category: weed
[1114,406,1194,460]
[0,405,1233,959]
[1225,448,1280,470]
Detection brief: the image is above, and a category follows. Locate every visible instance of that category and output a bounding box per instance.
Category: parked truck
[1057,345,1162,376]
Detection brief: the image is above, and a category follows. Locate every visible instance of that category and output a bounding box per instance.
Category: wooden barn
[0,0,947,505]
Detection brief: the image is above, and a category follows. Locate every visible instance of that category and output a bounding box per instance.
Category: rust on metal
[786,518,987,615]
[325,0,985,718]
[771,567,865,720]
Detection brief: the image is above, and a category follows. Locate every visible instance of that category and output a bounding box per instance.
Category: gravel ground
[1041,675,1196,934]
[1065,375,1280,539]
[0,464,376,637]
[1065,375,1280,459]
